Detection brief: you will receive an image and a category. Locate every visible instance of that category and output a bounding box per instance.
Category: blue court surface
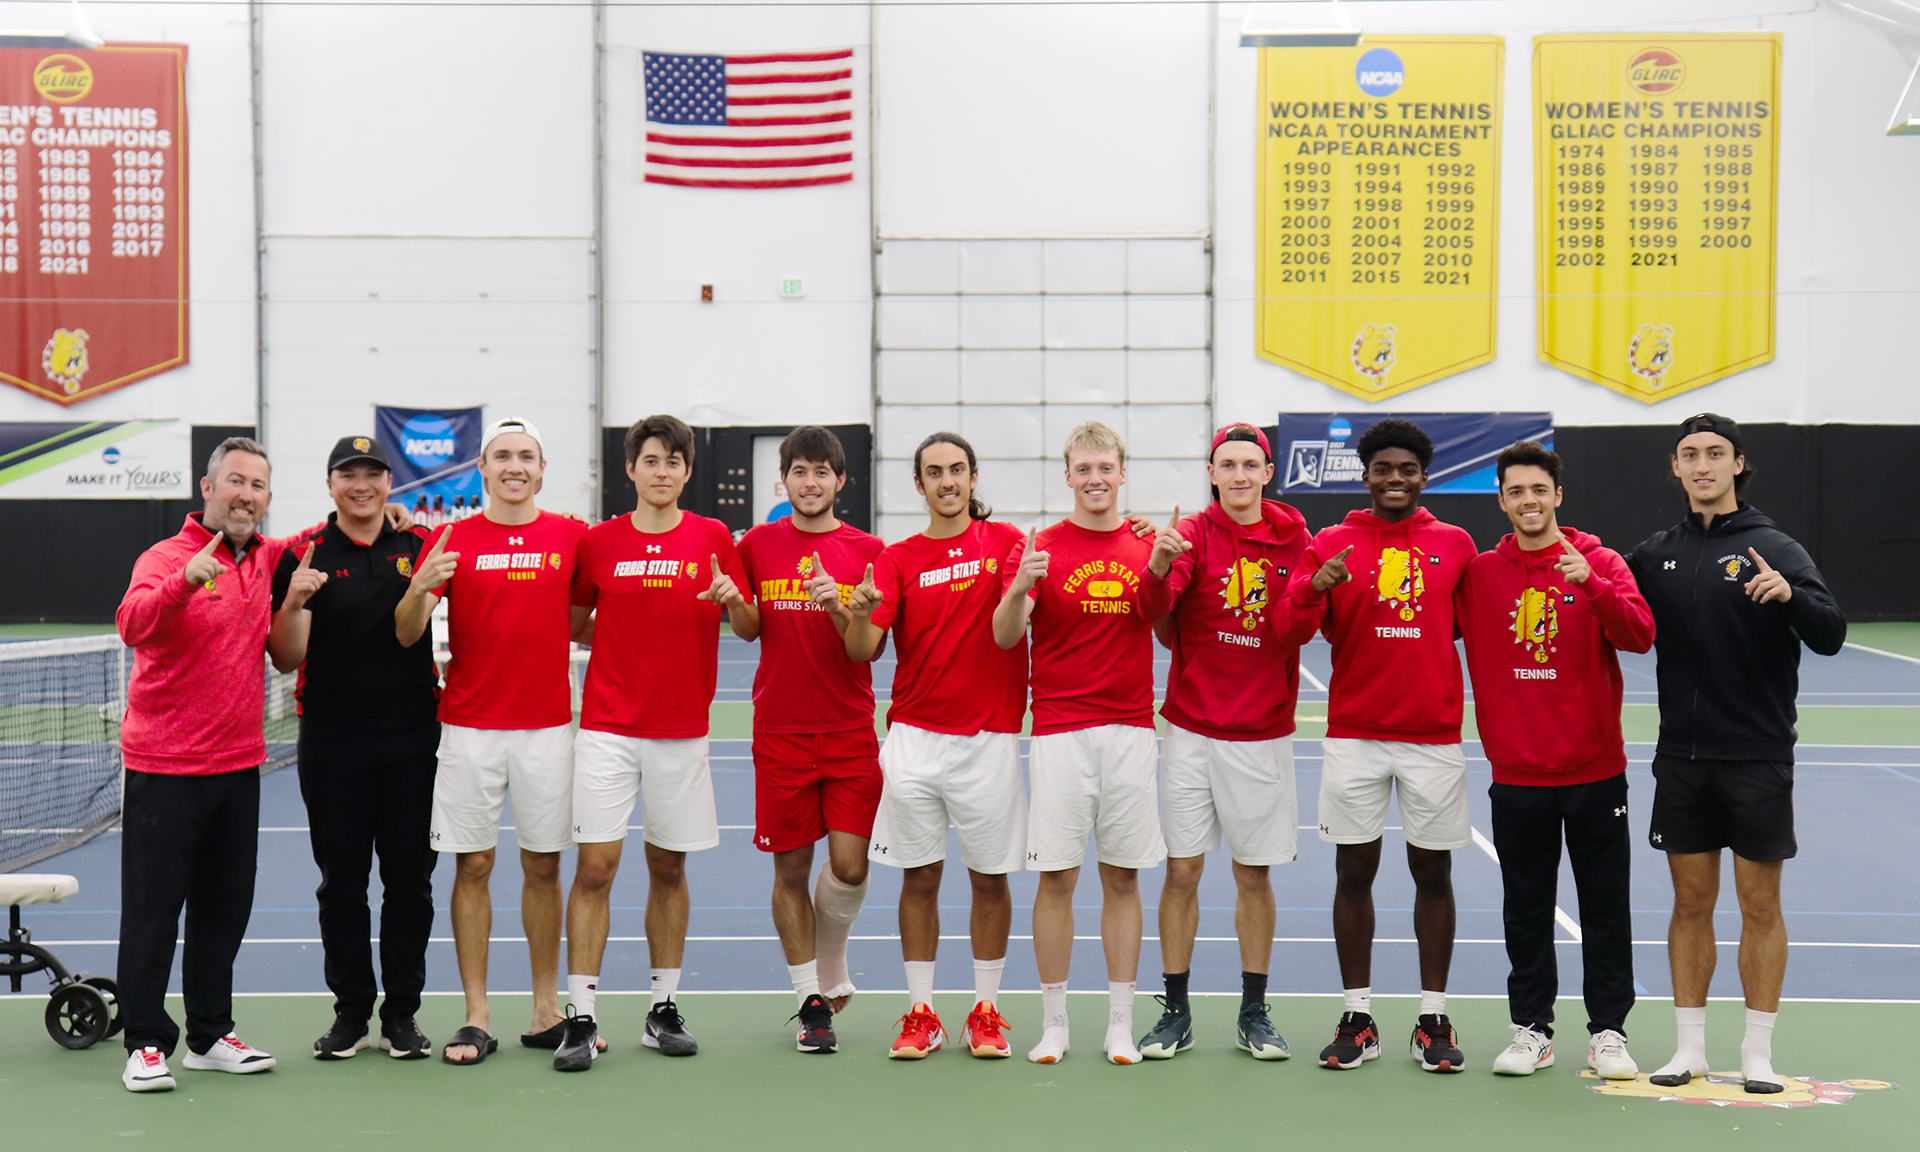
[7,635,1917,1010]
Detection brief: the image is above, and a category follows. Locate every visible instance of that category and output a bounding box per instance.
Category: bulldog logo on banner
[0,44,190,406]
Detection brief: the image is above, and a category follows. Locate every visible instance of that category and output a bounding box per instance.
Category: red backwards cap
[1210,423,1271,462]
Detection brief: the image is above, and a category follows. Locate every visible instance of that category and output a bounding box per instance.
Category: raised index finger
[1334,545,1355,562]
[1169,504,1182,530]
[1560,537,1581,557]
[1748,548,1774,573]
[296,541,315,569]
[709,553,721,578]
[198,531,223,556]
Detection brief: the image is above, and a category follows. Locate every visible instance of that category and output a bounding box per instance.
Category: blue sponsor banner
[374,406,485,513]
[1277,412,1554,495]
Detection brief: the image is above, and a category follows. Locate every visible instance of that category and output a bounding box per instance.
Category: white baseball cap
[481,417,544,456]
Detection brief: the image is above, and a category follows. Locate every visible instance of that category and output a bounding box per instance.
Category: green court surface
[0,994,1904,1149]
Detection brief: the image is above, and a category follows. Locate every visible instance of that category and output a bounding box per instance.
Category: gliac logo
[1376,546,1424,622]
[1628,324,1673,391]
[1627,47,1686,95]
[1355,47,1405,98]
[42,328,90,394]
[1352,323,1397,391]
[1510,586,1560,663]
[1220,557,1271,631]
[33,54,94,104]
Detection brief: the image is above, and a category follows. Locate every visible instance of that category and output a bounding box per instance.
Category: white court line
[1468,826,1583,943]
[1846,641,1920,667]
[1298,665,1328,693]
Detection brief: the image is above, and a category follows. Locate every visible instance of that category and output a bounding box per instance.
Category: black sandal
[521,1021,565,1049]
[442,1026,497,1065]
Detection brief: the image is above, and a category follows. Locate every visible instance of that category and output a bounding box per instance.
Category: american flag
[642,49,855,189]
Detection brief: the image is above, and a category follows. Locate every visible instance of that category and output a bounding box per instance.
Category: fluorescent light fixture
[1239,0,1362,49]
[1890,56,1920,135]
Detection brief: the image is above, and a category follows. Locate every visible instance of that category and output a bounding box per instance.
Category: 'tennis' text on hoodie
[1159,499,1311,742]
[1457,528,1656,786]
[1282,508,1477,744]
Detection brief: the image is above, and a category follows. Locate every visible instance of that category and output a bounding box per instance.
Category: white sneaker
[123,1046,176,1092]
[182,1034,277,1074]
[1492,1025,1554,1075]
[1588,1029,1639,1079]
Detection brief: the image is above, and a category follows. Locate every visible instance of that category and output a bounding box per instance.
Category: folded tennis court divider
[0,635,299,874]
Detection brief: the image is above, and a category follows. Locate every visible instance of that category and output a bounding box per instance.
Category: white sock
[1028,981,1071,1064]
[567,974,597,1020]
[1105,981,1141,1064]
[813,867,868,999]
[1654,1005,1708,1080]
[1344,986,1371,1015]
[1742,1008,1782,1087]
[649,967,680,1007]
[905,960,937,1010]
[789,960,820,1006]
[974,957,1006,1007]
[1420,989,1446,1017]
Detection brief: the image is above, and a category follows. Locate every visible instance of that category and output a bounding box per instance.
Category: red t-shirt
[869,519,1028,736]
[429,511,587,730]
[1007,520,1173,737]
[571,512,748,739]
[738,517,885,735]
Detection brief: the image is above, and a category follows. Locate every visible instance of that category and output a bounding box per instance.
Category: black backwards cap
[1674,412,1743,455]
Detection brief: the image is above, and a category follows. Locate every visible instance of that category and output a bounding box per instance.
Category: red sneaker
[887,1004,945,1059]
[964,1001,1012,1058]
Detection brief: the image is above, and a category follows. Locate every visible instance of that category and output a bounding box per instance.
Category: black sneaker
[313,1013,370,1060]
[379,1016,432,1060]
[792,993,838,1053]
[1319,1011,1381,1070]
[554,1011,600,1072]
[1236,1001,1290,1061]
[1138,996,1194,1059]
[643,1000,699,1056]
[1410,1014,1466,1073]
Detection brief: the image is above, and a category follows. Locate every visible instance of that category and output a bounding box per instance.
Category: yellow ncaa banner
[1256,37,1503,402]
[1533,34,1780,402]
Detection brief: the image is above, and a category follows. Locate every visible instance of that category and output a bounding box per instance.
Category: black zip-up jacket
[1628,503,1846,763]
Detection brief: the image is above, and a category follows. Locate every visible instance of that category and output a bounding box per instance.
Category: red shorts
[752,726,883,853]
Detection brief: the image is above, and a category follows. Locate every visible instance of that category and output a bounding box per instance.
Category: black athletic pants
[1488,773,1635,1037]
[117,766,260,1056]
[297,716,440,1026]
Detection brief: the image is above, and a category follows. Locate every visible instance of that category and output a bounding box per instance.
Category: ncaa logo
[401,414,458,468]
[1355,48,1404,98]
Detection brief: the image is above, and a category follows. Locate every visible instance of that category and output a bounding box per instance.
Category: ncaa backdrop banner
[0,418,189,498]
[1277,412,1552,495]
[1533,34,1779,403]
[0,44,188,405]
[375,406,484,511]
[1256,37,1503,402]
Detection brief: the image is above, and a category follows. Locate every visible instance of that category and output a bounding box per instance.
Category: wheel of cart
[1,874,122,1049]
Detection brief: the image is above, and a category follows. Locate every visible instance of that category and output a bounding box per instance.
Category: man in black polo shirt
[269,435,442,1061]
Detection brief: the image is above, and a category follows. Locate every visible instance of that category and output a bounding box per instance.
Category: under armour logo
[1652,832,1663,843]
[647,544,662,554]
[1613,806,1627,817]
[509,536,525,546]
[948,547,964,558]
[874,845,888,854]
[757,835,770,846]
[1663,560,1677,570]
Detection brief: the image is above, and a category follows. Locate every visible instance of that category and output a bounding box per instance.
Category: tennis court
[3,625,1914,1148]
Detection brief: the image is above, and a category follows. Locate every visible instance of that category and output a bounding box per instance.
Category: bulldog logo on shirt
[548,552,562,570]
[1511,586,1560,665]
[687,560,699,581]
[797,555,817,580]
[1220,556,1271,632]
[1376,547,1424,622]
[396,556,414,577]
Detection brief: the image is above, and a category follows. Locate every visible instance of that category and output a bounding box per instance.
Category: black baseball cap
[1674,412,1743,455]
[327,435,392,473]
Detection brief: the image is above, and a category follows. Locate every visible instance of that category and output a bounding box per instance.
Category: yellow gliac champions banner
[1256,37,1503,402]
[1534,34,1780,402]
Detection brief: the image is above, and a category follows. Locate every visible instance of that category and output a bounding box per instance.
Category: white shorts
[869,724,1026,874]
[572,729,719,851]
[1317,737,1470,851]
[430,723,575,854]
[1026,724,1166,872]
[1159,723,1298,866]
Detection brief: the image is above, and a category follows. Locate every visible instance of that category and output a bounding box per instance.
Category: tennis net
[0,634,299,873]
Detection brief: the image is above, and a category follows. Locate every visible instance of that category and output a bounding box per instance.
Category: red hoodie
[1457,527,1655,786]
[1159,499,1311,741]
[117,513,320,775]
[1282,507,1476,744]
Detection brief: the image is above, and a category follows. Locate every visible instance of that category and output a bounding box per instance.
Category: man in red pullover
[1136,423,1309,1062]
[1460,440,1654,1081]
[116,437,406,1093]
[1283,417,1478,1073]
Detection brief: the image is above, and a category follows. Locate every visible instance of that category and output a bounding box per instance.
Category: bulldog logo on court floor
[1376,547,1424,622]
[1580,1070,1896,1110]
[1510,586,1560,663]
